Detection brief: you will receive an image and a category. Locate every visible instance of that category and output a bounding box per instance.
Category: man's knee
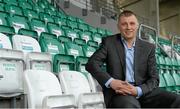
[111,95,140,108]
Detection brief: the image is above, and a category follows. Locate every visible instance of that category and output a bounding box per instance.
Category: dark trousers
[110,88,180,108]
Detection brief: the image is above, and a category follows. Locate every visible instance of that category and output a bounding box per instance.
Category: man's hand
[110,79,137,96]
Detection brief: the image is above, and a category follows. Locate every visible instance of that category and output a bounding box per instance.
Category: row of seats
[0,32,104,108]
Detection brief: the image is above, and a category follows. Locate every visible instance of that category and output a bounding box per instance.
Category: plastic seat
[4,0,18,5]
[44,8,57,16]
[164,57,173,69]
[67,15,77,22]
[58,36,72,44]
[87,40,99,48]
[39,12,54,24]
[66,20,78,29]
[52,16,66,26]
[18,28,38,40]
[163,70,176,93]
[0,25,15,35]
[5,4,23,16]
[47,23,65,37]
[7,15,29,33]
[0,12,8,26]
[53,54,75,73]
[158,69,166,89]
[78,23,88,31]
[64,42,84,57]
[65,29,79,41]
[82,45,96,57]
[76,18,85,24]
[30,19,47,36]
[24,70,76,109]
[0,2,5,12]
[97,28,106,35]
[33,4,44,13]
[171,71,180,93]
[74,38,86,46]
[58,71,104,108]
[12,34,52,71]
[23,9,39,21]
[106,30,113,35]
[39,33,65,56]
[92,33,102,45]
[79,31,92,42]
[19,1,32,9]
[88,26,97,33]
[0,33,24,108]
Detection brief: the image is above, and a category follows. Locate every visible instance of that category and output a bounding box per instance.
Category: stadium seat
[82,45,96,57]
[66,20,78,29]
[19,1,32,9]
[87,40,99,48]
[78,23,88,31]
[92,33,102,45]
[64,42,84,57]
[39,33,65,56]
[39,12,54,24]
[0,33,24,107]
[24,70,76,108]
[79,31,92,42]
[47,23,65,37]
[76,18,85,24]
[58,71,105,108]
[18,28,38,40]
[33,4,44,13]
[171,71,180,93]
[53,54,75,73]
[74,38,86,46]
[58,36,72,44]
[23,9,39,21]
[65,29,79,41]
[4,0,18,5]
[7,15,29,33]
[12,35,52,71]
[5,4,23,16]
[52,16,66,26]
[158,69,167,89]
[30,19,47,37]
[97,28,106,35]
[67,15,77,22]
[44,8,57,16]
[88,26,97,33]
[0,25,15,35]
[0,2,5,12]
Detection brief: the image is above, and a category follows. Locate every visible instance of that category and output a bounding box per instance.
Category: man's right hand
[110,79,133,96]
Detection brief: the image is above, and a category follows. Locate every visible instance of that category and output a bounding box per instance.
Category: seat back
[24,70,63,108]
[0,33,12,49]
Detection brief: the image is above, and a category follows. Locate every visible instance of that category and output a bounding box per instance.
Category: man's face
[118,15,139,40]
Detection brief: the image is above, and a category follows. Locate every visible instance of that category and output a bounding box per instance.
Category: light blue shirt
[105,37,143,98]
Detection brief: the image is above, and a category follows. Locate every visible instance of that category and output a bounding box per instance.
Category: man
[85,10,180,108]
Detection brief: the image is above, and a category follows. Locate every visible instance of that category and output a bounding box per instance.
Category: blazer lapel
[134,38,143,84]
[114,34,126,73]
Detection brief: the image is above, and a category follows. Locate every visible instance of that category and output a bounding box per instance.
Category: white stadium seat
[58,71,105,108]
[24,70,76,109]
[12,35,52,71]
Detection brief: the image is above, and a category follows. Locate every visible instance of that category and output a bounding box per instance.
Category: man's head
[117,10,139,41]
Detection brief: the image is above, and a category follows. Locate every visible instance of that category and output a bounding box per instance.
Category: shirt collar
[121,36,136,48]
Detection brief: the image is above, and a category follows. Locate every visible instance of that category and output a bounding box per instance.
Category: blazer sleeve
[139,44,159,95]
[85,37,112,86]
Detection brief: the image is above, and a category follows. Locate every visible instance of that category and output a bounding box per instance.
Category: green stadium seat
[78,23,88,31]
[87,40,99,48]
[18,28,38,40]
[76,56,89,73]
[88,26,97,33]
[0,12,8,26]
[47,23,65,37]
[30,19,47,36]
[163,70,176,93]
[58,36,72,44]
[97,28,106,35]
[33,4,44,13]
[73,28,82,33]
[5,4,23,16]
[23,9,39,21]
[79,31,92,42]
[66,20,78,29]
[52,16,67,26]
[67,15,77,22]
[39,32,65,56]
[159,72,167,89]
[64,42,84,57]
[0,2,5,12]
[44,8,57,16]
[92,33,102,45]
[19,1,32,9]
[74,38,86,46]
[65,29,79,41]
[56,12,67,19]
[53,54,75,73]
[37,1,47,9]
[4,0,18,5]
[164,57,173,69]
[48,5,57,12]
[158,55,166,70]
[171,71,180,93]
[7,15,29,33]
[171,58,179,70]
[76,18,85,24]
[82,45,96,57]
[39,12,54,24]
[0,25,15,35]
[106,30,113,35]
